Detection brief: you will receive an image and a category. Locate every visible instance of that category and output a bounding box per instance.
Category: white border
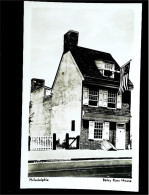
[21,2,142,191]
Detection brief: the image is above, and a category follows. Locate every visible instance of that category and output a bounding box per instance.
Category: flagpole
[118,59,131,93]
[120,59,132,68]
[110,59,132,76]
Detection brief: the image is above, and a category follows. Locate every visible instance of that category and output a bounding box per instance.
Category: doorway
[116,123,126,149]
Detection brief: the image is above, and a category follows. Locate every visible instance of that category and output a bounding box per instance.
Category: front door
[116,124,126,149]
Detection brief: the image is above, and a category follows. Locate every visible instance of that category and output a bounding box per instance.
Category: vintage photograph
[21,2,142,191]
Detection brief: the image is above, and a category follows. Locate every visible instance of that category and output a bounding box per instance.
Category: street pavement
[28,159,132,177]
[28,149,132,162]
[28,150,132,177]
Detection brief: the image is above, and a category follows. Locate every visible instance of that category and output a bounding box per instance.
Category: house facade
[29,30,133,150]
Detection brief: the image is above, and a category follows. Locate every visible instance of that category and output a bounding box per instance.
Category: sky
[29,3,136,87]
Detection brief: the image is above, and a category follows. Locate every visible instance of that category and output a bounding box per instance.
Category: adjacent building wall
[51,51,83,143]
[29,87,52,136]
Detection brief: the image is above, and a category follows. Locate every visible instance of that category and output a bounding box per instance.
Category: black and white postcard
[21,2,142,192]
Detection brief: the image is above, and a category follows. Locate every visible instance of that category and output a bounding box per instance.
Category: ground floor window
[94,122,103,139]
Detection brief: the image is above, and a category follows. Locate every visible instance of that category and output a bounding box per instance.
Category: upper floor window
[83,86,122,109]
[89,89,98,106]
[104,63,114,77]
[95,60,115,78]
[108,91,116,108]
[105,63,113,70]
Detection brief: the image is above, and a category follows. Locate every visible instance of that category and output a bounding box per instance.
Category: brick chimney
[64,30,79,53]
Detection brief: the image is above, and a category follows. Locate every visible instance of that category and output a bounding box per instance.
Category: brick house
[29,30,133,150]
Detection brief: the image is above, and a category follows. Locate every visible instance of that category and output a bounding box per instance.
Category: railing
[30,136,52,151]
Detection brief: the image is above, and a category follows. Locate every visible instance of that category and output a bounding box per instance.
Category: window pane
[105,63,113,70]
[89,89,98,106]
[104,70,112,77]
[89,100,98,106]
[108,91,116,108]
[94,122,103,139]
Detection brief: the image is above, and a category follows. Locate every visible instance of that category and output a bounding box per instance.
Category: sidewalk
[28,149,132,162]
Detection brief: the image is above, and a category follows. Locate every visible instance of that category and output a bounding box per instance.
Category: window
[94,122,103,139]
[95,60,115,78]
[104,70,113,77]
[103,63,114,78]
[71,120,75,131]
[89,121,109,140]
[108,91,116,108]
[89,89,98,106]
[105,63,113,70]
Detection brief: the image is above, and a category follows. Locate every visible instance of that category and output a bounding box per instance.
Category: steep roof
[66,46,133,89]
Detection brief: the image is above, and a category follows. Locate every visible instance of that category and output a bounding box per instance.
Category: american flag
[118,61,130,94]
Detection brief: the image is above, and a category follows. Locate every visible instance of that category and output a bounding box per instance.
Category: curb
[28,157,132,163]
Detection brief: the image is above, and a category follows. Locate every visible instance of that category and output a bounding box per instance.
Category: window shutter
[103,90,108,107]
[83,87,89,105]
[117,93,122,109]
[88,121,94,139]
[99,89,103,107]
[103,122,109,140]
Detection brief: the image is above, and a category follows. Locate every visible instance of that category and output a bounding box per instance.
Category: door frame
[116,123,126,150]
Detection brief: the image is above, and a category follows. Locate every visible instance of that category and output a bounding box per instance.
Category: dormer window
[105,63,113,70]
[104,63,114,78]
[95,60,115,78]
